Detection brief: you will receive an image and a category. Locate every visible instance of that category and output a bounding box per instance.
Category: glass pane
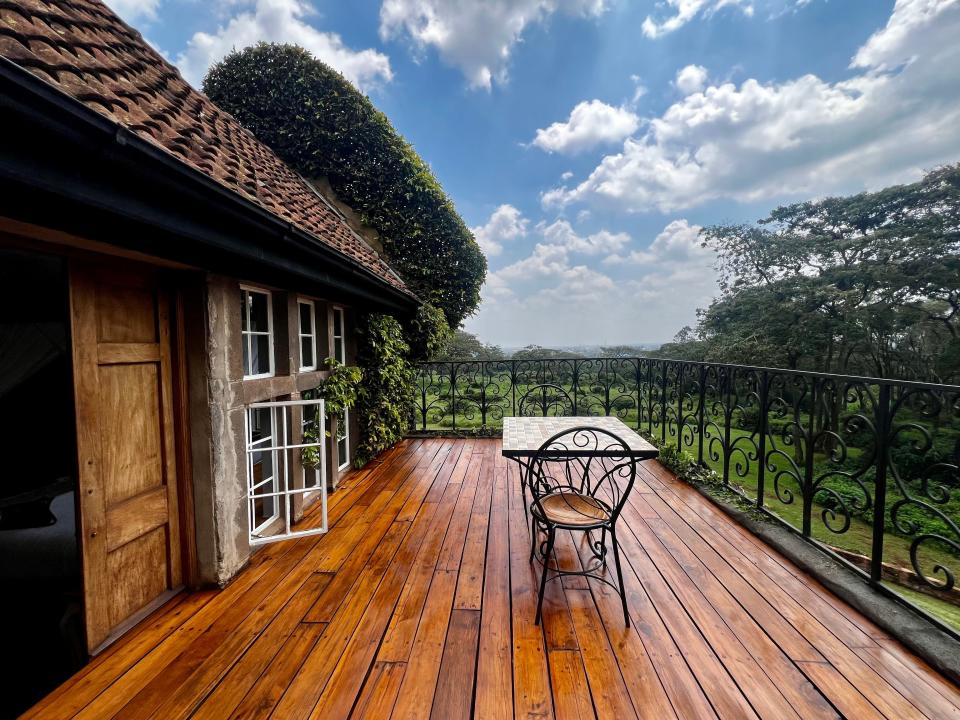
[337,409,348,466]
[299,302,312,336]
[240,292,249,331]
[301,337,314,368]
[248,291,270,333]
[252,333,271,375]
[242,335,250,376]
[250,407,272,443]
[334,336,345,365]
[333,308,342,336]
[253,495,275,528]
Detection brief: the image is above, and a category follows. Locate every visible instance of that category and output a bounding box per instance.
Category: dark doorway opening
[0,247,84,718]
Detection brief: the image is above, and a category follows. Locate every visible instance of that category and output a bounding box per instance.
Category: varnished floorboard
[25,438,960,719]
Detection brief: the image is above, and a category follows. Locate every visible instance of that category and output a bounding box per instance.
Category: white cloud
[532,100,641,154]
[545,0,960,213]
[539,219,630,255]
[852,0,959,70]
[469,218,718,346]
[107,0,161,22]
[603,219,709,265]
[379,0,607,89]
[471,204,529,257]
[176,0,393,90]
[675,64,709,94]
[642,0,754,38]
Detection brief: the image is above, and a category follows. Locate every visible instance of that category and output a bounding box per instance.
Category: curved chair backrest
[518,384,574,418]
[524,426,637,525]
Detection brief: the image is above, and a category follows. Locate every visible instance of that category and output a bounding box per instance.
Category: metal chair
[515,384,576,523]
[525,426,637,627]
[517,383,574,417]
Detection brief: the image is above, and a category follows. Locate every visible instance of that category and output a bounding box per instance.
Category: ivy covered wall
[203,44,479,465]
[203,43,485,329]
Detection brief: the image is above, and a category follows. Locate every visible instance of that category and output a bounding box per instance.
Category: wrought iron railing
[413,357,960,634]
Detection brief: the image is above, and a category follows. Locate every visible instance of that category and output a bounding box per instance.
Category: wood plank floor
[26,438,960,719]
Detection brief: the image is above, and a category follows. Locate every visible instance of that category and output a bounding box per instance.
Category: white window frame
[245,398,328,546]
[240,285,275,379]
[332,306,346,365]
[337,407,350,471]
[297,298,318,372]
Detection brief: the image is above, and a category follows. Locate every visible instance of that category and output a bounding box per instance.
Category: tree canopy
[203,43,486,328]
[433,330,505,360]
[660,163,960,382]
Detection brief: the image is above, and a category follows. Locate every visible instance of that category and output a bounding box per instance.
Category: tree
[435,330,505,360]
[672,163,960,382]
[511,345,584,361]
[600,345,648,358]
[203,43,485,328]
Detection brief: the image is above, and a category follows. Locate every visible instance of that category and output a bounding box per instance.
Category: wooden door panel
[99,363,163,504]
[107,526,168,628]
[71,262,182,652]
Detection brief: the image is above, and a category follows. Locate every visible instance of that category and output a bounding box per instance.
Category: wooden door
[69,261,182,652]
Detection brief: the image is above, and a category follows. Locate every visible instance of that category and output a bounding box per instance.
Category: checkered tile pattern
[501,416,658,458]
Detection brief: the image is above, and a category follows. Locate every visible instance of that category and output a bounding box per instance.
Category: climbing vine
[354,313,415,466]
[302,358,362,468]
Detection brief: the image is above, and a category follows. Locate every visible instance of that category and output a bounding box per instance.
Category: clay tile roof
[0,0,413,297]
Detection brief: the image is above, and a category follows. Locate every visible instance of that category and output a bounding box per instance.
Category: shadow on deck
[25,438,960,719]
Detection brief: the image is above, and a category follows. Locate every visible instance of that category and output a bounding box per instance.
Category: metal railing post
[871,383,891,583]
[757,371,769,510]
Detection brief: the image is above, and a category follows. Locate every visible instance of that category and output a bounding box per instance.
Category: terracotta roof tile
[0,0,412,296]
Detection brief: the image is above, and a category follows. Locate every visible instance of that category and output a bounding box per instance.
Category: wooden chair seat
[532,491,610,527]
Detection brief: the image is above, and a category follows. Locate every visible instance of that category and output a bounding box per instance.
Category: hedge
[203,43,486,328]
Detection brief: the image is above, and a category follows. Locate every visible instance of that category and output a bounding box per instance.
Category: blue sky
[112,0,960,348]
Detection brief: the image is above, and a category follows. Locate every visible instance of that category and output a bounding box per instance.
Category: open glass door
[245,398,327,546]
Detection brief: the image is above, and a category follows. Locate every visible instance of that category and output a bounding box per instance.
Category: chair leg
[535,527,555,626]
[610,526,630,628]
[529,517,539,562]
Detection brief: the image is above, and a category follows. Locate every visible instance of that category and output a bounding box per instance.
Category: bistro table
[502,415,659,461]
[501,416,659,524]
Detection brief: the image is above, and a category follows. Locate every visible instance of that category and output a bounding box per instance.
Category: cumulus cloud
[379,0,608,89]
[532,100,641,154]
[539,219,630,255]
[642,0,754,38]
[470,218,718,346]
[471,204,529,257]
[107,0,162,22]
[603,219,710,265]
[544,0,960,213]
[675,64,708,94]
[176,0,393,90]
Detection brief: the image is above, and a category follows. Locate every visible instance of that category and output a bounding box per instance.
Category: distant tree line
[432,332,651,361]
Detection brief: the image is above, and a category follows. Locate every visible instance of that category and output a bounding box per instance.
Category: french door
[245,398,328,545]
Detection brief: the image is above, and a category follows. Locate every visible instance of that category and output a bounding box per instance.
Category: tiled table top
[501,416,659,458]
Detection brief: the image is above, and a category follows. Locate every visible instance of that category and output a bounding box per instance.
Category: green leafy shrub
[302,358,362,468]
[405,302,451,361]
[354,314,415,466]
[202,43,485,328]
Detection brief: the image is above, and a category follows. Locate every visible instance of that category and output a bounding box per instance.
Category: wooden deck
[26,438,960,719]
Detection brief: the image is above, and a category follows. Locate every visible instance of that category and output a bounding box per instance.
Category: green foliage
[301,358,362,468]
[202,43,486,327]
[316,358,362,420]
[434,329,505,360]
[405,302,451,361]
[659,163,960,382]
[511,345,583,361]
[354,313,415,466]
